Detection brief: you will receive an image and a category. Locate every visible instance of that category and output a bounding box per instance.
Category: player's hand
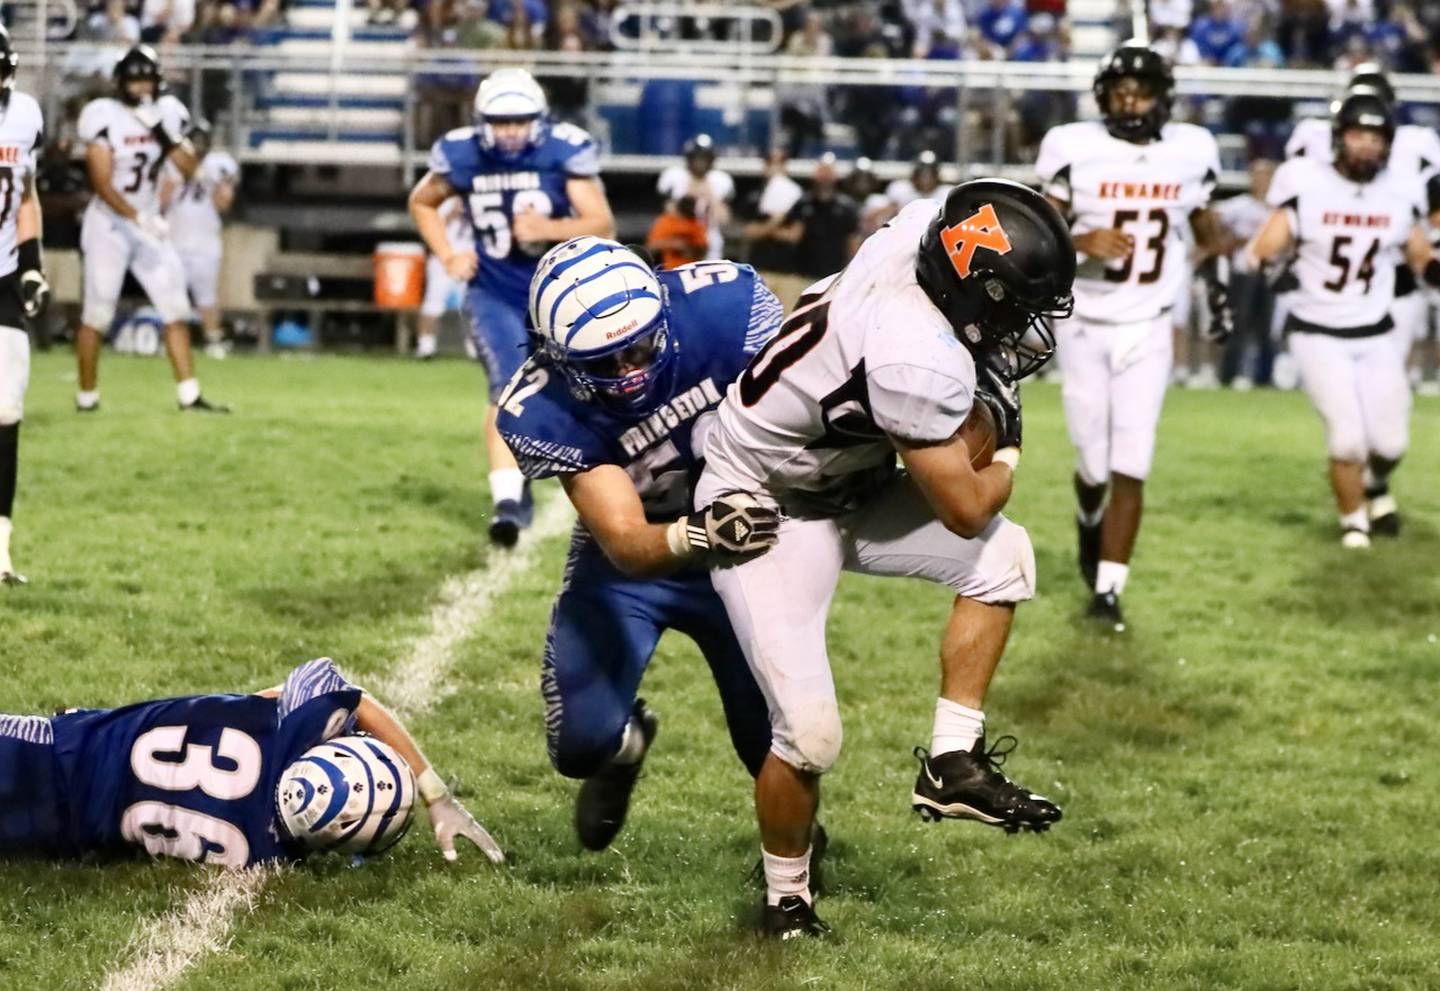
[975,352,1022,452]
[511,208,549,245]
[443,249,478,282]
[672,495,780,557]
[426,793,505,865]
[135,212,170,243]
[1205,282,1234,343]
[1076,228,1134,261]
[19,270,49,319]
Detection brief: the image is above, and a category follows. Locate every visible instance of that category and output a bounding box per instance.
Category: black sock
[1366,454,1399,499]
[0,422,17,518]
[1074,473,1108,526]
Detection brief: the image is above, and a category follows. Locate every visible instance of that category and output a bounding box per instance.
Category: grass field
[3,350,1440,990]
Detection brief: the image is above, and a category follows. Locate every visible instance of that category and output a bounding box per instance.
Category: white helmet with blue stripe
[473,67,549,161]
[276,735,416,857]
[529,236,677,412]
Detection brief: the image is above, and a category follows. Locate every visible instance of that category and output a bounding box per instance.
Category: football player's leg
[1289,332,1370,542]
[842,475,1056,830]
[1356,331,1412,536]
[466,285,532,544]
[417,255,451,360]
[76,210,131,407]
[0,715,67,855]
[0,323,28,584]
[1389,288,1426,382]
[133,237,216,410]
[184,248,225,355]
[670,579,773,778]
[1098,317,1172,607]
[542,539,664,849]
[1056,316,1114,587]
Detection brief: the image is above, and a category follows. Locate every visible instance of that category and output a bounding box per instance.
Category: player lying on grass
[497,238,784,852]
[0,658,503,867]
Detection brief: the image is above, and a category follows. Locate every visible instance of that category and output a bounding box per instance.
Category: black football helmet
[188,116,213,152]
[113,45,164,106]
[916,178,1075,379]
[1346,63,1396,106]
[684,133,715,172]
[1332,90,1395,184]
[1093,43,1174,143]
[0,25,17,100]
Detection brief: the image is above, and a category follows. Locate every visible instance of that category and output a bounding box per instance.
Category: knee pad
[82,301,116,331]
[1326,429,1368,465]
[781,702,843,774]
[0,406,20,427]
[970,520,1037,604]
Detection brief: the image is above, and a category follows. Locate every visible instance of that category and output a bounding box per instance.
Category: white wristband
[665,519,695,558]
[416,767,449,806]
[992,447,1020,470]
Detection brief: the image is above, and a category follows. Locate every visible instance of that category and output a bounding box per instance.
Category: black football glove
[669,494,780,558]
[975,351,1022,451]
[19,270,49,320]
[1199,254,1233,343]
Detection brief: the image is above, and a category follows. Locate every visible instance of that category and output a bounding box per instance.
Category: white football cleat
[1340,528,1371,549]
[204,341,229,360]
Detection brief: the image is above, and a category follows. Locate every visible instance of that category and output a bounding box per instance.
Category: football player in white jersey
[160,118,237,360]
[1035,43,1233,631]
[415,195,472,360]
[1246,92,1440,547]
[73,45,225,413]
[1284,65,1440,391]
[696,180,1073,938]
[0,25,50,586]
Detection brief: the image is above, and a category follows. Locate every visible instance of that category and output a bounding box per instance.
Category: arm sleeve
[1033,129,1071,202]
[745,275,785,354]
[427,138,454,177]
[656,167,681,199]
[497,378,610,479]
[77,101,110,145]
[1266,160,1300,209]
[868,362,973,444]
[161,96,190,136]
[562,134,601,178]
[278,658,358,723]
[714,171,735,203]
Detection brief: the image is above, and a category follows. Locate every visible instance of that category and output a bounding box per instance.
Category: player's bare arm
[512,176,616,244]
[1242,206,1295,268]
[408,171,476,281]
[561,465,690,578]
[896,430,1013,540]
[85,140,138,221]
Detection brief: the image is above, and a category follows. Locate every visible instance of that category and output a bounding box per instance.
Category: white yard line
[98,496,574,991]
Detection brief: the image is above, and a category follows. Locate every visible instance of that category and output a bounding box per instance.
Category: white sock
[1340,508,1369,532]
[763,846,813,907]
[1096,560,1129,596]
[931,698,985,756]
[489,468,525,505]
[76,389,99,409]
[612,716,646,765]
[176,378,201,406]
[416,334,437,358]
[0,516,12,568]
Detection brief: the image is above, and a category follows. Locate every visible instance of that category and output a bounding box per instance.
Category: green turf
[2,352,1439,990]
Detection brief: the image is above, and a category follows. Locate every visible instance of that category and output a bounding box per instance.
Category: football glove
[135,212,170,243]
[1199,254,1233,343]
[426,793,505,865]
[19,270,48,319]
[667,494,780,558]
[975,351,1022,452]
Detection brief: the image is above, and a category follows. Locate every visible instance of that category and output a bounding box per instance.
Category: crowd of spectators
[65,0,282,45]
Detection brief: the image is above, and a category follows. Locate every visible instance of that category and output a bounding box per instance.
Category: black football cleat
[1,569,26,586]
[575,699,659,851]
[488,500,522,547]
[1367,492,1400,537]
[1077,517,1101,588]
[1087,590,1126,632]
[912,736,1061,834]
[179,395,231,414]
[760,895,830,940]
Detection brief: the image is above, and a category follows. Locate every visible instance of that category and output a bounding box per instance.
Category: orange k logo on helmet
[939,204,1013,279]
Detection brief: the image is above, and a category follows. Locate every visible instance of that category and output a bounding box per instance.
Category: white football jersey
[439,193,474,252]
[0,91,44,279]
[1267,156,1424,331]
[78,94,190,217]
[656,165,734,259]
[703,200,976,517]
[1286,117,1440,175]
[165,150,237,245]
[1036,120,1219,322]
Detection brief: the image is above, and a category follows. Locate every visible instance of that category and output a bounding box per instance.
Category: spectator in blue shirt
[1226,14,1286,67]
[1010,11,1062,62]
[1189,0,1245,65]
[977,0,1027,50]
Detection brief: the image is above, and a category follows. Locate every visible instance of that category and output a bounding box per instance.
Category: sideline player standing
[409,68,615,547]
[498,238,778,850]
[697,180,1073,937]
[0,657,503,866]
[161,118,237,360]
[1247,92,1440,546]
[0,25,50,586]
[74,45,225,413]
[415,194,473,360]
[1035,43,1232,631]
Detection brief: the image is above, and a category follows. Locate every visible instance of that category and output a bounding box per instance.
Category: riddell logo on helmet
[940,204,1012,279]
[605,319,641,340]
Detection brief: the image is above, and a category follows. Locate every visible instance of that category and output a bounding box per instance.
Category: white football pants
[1290,330,1410,462]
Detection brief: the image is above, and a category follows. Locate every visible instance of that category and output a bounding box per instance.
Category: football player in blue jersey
[409,68,616,548]
[0,657,504,867]
[497,237,786,851]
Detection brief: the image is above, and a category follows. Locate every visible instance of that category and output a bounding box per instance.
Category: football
[960,399,997,469]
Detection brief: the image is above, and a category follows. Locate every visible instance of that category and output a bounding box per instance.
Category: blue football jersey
[49,658,362,866]
[427,121,601,310]
[498,262,784,521]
